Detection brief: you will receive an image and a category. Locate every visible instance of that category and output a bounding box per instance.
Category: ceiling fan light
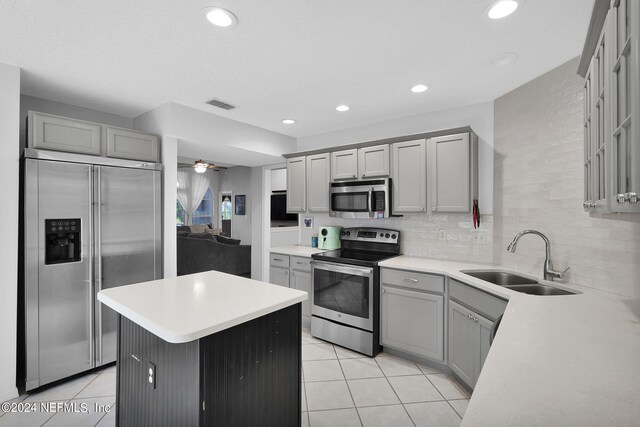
[194,161,208,173]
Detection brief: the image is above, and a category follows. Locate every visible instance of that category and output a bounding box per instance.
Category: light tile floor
[0,329,470,427]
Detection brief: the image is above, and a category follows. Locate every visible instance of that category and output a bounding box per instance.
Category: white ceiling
[0,0,592,138]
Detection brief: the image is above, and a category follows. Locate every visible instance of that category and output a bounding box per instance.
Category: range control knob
[385,233,390,238]
[391,234,397,239]
[341,231,346,236]
[380,233,384,237]
[346,231,351,236]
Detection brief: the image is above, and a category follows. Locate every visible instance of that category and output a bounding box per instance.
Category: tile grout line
[373,355,417,427]
[333,344,364,427]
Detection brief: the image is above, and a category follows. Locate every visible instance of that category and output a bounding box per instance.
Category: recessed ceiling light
[486,1,518,19]
[203,7,238,28]
[336,105,350,112]
[411,84,429,93]
[282,119,296,125]
[490,52,519,67]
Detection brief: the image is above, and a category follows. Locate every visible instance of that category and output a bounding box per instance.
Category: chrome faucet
[506,230,569,281]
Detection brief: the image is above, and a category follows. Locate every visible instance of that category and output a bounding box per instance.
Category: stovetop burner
[311,227,401,267]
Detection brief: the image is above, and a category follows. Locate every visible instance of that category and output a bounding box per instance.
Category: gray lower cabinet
[286,157,306,212]
[269,266,290,287]
[105,127,159,162]
[291,270,311,317]
[380,285,444,362]
[269,254,312,320]
[448,278,507,389]
[391,139,427,213]
[28,111,102,155]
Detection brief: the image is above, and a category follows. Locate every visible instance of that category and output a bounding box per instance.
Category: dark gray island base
[115,303,301,427]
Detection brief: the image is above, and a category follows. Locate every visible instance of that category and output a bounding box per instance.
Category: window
[176,200,186,225]
[176,188,214,225]
[192,188,214,225]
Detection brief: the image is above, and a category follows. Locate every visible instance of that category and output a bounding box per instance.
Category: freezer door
[25,159,93,389]
[95,166,162,365]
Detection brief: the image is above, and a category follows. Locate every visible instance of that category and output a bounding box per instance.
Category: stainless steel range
[310,227,400,356]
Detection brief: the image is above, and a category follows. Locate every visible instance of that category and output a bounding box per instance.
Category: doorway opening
[220,192,232,237]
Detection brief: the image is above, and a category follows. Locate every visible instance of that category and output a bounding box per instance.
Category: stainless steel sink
[503,284,574,296]
[460,270,576,296]
[460,270,538,286]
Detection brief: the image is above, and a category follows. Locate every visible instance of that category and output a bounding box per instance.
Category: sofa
[177,225,251,278]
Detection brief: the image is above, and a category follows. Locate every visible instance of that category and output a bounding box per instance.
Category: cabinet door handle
[284,270,289,275]
[403,278,419,283]
[352,174,356,178]
[432,207,437,212]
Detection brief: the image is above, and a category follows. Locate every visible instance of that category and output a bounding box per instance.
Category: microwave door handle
[368,187,373,214]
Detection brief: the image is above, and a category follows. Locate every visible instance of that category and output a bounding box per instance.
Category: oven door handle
[310,260,374,277]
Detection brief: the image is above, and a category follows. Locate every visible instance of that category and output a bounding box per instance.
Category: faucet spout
[506,230,567,281]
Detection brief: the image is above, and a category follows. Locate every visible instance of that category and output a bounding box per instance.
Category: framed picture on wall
[235,195,246,215]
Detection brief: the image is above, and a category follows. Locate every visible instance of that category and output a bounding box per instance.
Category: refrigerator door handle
[88,167,95,367]
[94,166,103,366]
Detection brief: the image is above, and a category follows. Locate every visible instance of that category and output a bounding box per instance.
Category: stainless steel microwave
[329,178,391,219]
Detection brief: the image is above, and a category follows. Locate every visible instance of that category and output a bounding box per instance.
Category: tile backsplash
[300,212,493,263]
[493,57,640,298]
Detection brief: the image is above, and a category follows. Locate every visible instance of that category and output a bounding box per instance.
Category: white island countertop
[270,245,325,257]
[379,256,640,426]
[97,270,307,343]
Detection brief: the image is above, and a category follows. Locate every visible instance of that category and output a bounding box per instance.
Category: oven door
[311,260,374,331]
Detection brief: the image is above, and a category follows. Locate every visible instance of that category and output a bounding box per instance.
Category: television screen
[271,193,298,222]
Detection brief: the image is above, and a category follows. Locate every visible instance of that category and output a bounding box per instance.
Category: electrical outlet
[472,230,486,244]
[438,230,447,241]
[147,362,156,389]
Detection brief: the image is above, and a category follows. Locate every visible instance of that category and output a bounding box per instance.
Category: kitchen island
[97,270,307,427]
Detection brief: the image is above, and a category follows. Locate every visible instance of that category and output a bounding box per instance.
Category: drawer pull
[273,258,283,262]
[404,278,419,283]
[296,261,305,265]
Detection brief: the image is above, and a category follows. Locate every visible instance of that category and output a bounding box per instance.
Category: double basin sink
[460,271,576,296]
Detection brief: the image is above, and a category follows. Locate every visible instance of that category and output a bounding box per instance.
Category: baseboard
[0,386,19,403]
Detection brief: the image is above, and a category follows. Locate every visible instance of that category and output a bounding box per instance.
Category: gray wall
[218,166,252,245]
[0,62,21,402]
[493,57,640,298]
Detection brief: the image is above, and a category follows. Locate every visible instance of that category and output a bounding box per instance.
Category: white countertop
[379,256,640,426]
[97,271,307,344]
[270,245,325,257]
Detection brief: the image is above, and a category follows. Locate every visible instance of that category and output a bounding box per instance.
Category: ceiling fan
[177,159,228,173]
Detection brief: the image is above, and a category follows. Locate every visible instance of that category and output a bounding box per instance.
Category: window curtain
[177,170,213,225]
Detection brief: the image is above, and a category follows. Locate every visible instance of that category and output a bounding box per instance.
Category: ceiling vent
[206,98,236,110]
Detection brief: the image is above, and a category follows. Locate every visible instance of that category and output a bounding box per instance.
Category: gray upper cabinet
[391,139,427,212]
[286,156,306,212]
[610,0,640,212]
[105,127,159,162]
[427,133,478,213]
[306,153,331,212]
[331,149,358,180]
[580,0,640,212]
[28,111,101,155]
[358,144,390,179]
[27,111,160,162]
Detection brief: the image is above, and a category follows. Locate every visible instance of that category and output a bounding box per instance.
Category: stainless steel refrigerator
[22,149,162,391]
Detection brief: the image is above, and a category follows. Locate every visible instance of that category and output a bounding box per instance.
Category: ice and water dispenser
[44,218,81,264]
